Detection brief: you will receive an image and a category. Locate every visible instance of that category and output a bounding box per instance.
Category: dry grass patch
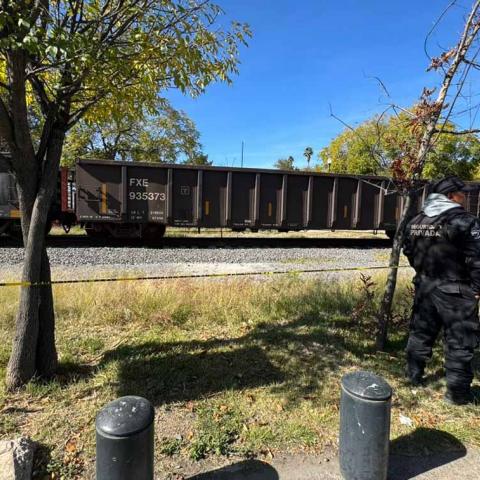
[0,273,478,478]
[164,228,388,239]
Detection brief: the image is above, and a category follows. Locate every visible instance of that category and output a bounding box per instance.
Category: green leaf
[18,18,30,29]
[46,45,58,57]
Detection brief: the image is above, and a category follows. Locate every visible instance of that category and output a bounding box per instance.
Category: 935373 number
[129,191,166,201]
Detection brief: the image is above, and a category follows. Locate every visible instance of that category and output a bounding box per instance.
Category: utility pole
[241,141,244,168]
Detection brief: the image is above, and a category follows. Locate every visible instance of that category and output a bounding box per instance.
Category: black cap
[431,176,476,194]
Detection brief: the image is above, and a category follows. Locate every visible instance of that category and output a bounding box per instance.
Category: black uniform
[403,203,480,396]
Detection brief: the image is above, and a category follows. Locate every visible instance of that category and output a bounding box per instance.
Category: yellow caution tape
[0,264,410,288]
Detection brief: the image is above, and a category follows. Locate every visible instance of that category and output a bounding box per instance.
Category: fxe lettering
[129,178,149,187]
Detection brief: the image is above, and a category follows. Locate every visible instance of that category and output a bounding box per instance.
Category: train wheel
[45,221,53,236]
[5,222,23,244]
[385,229,396,240]
[85,226,103,238]
[142,224,166,241]
[8,223,23,240]
[0,220,12,236]
[61,212,77,234]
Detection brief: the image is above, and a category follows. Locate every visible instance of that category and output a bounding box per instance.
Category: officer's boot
[444,386,478,406]
[405,356,425,386]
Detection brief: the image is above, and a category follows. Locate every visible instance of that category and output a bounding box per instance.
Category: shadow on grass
[187,460,279,479]
[103,343,284,405]
[389,428,466,480]
[32,442,53,477]
[423,368,445,385]
[99,301,385,406]
[55,360,96,385]
[32,440,84,479]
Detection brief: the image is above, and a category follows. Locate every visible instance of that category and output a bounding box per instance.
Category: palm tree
[303,147,313,169]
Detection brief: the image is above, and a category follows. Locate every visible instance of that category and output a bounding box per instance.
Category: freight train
[1,158,479,240]
[0,157,76,236]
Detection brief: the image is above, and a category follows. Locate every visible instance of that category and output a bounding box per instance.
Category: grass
[0,273,478,478]
[49,225,86,236]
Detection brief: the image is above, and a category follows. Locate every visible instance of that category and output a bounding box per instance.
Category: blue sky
[167,1,474,169]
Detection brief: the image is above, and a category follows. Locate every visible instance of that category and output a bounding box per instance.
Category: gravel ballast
[0,246,391,267]
[0,245,410,282]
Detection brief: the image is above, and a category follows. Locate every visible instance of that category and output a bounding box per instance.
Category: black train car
[0,156,76,235]
[0,156,20,235]
[76,159,417,238]
[2,158,479,239]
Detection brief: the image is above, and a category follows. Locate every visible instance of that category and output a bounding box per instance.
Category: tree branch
[28,74,53,117]
[7,51,36,162]
[464,58,480,68]
[424,1,459,61]
[363,72,391,99]
[35,108,58,164]
[329,103,392,170]
[417,1,480,170]
[433,128,480,135]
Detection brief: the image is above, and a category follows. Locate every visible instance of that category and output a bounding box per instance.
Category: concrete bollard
[96,396,154,480]
[339,370,392,480]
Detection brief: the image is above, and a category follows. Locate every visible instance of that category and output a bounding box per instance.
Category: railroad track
[0,235,392,249]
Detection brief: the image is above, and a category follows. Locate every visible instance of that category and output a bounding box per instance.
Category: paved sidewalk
[188,448,480,479]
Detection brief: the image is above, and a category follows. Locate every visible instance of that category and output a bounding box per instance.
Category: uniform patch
[470,228,480,240]
[409,224,441,237]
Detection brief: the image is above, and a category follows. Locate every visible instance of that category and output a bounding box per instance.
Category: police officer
[403,176,480,405]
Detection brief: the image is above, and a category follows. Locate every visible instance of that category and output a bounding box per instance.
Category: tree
[319,115,480,179]
[303,146,313,169]
[62,99,204,165]
[319,120,384,175]
[328,1,480,350]
[274,156,296,170]
[185,153,212,166]
[0,1,250,389]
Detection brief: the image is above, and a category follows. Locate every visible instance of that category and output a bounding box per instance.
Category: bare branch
[464,58,480,68]
[416,1,480,170]
[424,0,459,61]
[433,128,480,135]
[391,104,417,118]
[363,72,391,98]
[436,43,480,138]
[329,103,392,171]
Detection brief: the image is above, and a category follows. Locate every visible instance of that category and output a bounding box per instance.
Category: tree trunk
[375,191,416,351]
[6,129,65,390]
[36,246,57,378]
[35,128,66,378]
[6,194,48,388]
